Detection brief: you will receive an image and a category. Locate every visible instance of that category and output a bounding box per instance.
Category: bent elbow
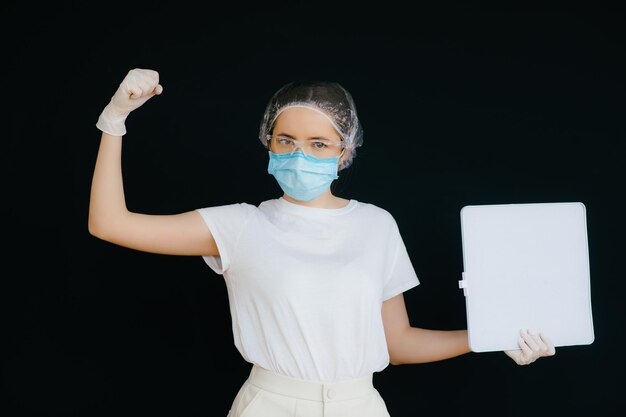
[87,214,112,241]
[87,218,104,240]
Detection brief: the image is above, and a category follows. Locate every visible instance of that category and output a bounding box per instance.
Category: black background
[3,3,625,416]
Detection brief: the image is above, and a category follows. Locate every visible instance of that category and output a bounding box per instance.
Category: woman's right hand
[96,68,163,137]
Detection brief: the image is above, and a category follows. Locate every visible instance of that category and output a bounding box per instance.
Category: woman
[89,68,555,417]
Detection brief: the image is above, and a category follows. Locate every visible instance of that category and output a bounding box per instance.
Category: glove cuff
[95,103,128,137]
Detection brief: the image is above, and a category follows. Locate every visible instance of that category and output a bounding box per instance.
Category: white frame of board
[459,202,594,352]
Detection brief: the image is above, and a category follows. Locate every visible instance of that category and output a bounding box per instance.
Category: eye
[311,141,328,149]
[276,136,294,145]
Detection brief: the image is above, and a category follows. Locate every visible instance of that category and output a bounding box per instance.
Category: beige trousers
[227,365,391,417]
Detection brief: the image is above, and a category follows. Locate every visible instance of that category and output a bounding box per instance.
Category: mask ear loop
[337,141,346,165]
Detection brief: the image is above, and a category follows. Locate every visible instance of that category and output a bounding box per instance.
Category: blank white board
[459,202,594,352]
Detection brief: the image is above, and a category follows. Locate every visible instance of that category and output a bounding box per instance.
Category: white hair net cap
[259,81,364,170]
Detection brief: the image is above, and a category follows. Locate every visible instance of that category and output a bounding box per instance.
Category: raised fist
[96,68,163,137]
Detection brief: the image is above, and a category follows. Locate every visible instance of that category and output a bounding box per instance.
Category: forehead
[273,106,340,138]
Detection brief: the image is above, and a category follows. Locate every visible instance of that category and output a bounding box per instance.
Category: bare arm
[88,68,218,257]
[382,293,557,366]
[382,293,470,365]
[88,132,219,256]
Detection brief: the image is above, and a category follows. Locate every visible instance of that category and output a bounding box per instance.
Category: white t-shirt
[196,197,419,383]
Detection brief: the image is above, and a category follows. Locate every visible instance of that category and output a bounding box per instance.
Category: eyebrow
[274,132,337,141]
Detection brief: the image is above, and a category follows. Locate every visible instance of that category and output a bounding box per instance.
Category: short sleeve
[382,221,420,301]
[195,203,256,275]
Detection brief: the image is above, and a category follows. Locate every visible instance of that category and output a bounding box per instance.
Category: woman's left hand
[504,329,556,365]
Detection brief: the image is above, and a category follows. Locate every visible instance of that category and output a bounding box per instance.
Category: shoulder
[354,200,398,226]
[195,201,260,218]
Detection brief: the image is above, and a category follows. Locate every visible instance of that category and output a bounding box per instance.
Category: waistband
[247,365,375,403]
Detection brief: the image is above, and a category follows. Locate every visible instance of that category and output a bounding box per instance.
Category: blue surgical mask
[267,151,340,202]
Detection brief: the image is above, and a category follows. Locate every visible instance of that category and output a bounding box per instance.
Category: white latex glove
[96,68,163,137]
[504,329,556,365]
